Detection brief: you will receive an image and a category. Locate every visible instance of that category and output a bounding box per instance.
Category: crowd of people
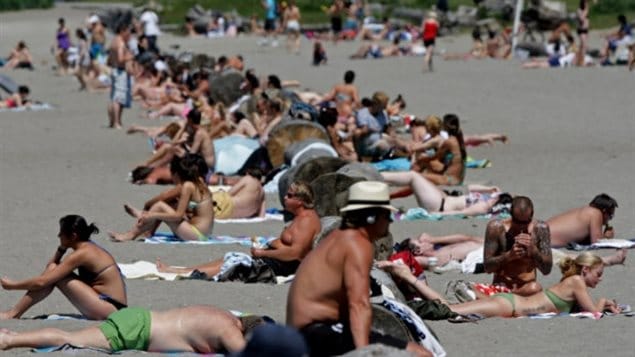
[0,2,631,356]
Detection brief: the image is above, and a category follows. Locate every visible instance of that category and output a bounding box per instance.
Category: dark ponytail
[59,215,99,241]
[443,114,466,161]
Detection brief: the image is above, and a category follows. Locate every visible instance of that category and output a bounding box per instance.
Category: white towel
[118,260,191,281]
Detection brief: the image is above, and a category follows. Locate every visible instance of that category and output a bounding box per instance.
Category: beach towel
[213,252,295,284]
[395,207,510,222]
[370,156,491,172]
[30,313,88,321]
[216,212,284,224]
[380,298,447,357]
[0,103,55,112]
[33,344,119,354]
[143,232,276,246]
[118,260,192,281]
[565,238,635,251]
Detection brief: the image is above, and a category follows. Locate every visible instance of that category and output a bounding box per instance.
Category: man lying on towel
[0,305,266,353]
[156,181,320,279]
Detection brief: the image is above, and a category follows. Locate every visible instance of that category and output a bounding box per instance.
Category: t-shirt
[356,107,385,152]
[265,0,277,20]
[140,11,160,37]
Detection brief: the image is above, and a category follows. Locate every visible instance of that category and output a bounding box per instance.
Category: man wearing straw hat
[286,181,431,356]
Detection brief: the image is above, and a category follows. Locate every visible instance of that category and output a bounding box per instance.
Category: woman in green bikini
[0,215,127,320]
[447,252,621,317]
[109,154,214,242]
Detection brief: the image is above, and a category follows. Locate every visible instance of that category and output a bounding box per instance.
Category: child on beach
[0,215,127,320]
[0,85,31,109]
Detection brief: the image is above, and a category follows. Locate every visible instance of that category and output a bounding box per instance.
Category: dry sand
[1,3,634,356]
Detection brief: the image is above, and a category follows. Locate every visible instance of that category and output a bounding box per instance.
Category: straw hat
[340,181,398,213]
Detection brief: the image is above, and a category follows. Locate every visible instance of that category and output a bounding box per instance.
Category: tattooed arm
[483,220,509,273]
[531,221,553,275]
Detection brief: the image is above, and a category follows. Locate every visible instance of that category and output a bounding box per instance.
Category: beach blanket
[371,156,491,172]
[380,298,447,357]
[33,344,119,354]
[215,212,284,224]
[118,260,192,281]
[213,252,295,284]
[143,232,276,246]
[395,207,510,222]
[30,313,88,321]
[565,238,635,251]
[0,103,54,112]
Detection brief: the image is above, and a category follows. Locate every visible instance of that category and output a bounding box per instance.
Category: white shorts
[286,20,300,32]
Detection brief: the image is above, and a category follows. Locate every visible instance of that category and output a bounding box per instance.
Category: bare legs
[109,202,206,242]
[423,45,434,72]
[0,265,117,320]
[449,296,513,318]
[0,326,110,351]
[601,249,627,266]
[381,171,444,211]
[464,133,508,146]
[107,101,123,129]
[155,258,223,277]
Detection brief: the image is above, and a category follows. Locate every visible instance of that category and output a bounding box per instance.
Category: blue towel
[144,232,276,246]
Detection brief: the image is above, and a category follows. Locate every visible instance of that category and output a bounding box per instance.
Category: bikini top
[188,195,211,211]
[78,264,116,285]
[545,288,576,313]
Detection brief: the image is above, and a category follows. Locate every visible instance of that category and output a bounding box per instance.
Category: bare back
[229,175,265,218]
[547,206,602,247]
[148,306,244,353]
[287,228,373,328]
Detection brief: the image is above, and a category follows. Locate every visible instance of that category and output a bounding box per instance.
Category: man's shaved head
[511,196,534,220]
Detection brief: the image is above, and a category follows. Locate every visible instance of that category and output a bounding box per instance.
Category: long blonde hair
[558,252,603,281]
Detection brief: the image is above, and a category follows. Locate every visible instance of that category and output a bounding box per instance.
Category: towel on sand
[143,232,276,246]
[371,156,490,172]
[0,103,54,112]
[396,207,510,222]
[33,344,119,354]
[118,260,192,281]
[566,238,635,251]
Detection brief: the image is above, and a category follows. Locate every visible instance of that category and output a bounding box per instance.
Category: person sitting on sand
[415,114,466,186]
[0,305,267,354]
[4,41,33,70]
[482,196,552,297]
[354,91,392,160]
[212,168,266,220]
[0,215,127,320]
[321,70,360,134]
[443,27,486,61]
[286,181,430,356]
[157,181,320,279]
[131,109,215,185]
[548,193,618,248]
[382,170,510,216]
[109,154,214,242]
[349,37,402,60]
[0,85,30,109]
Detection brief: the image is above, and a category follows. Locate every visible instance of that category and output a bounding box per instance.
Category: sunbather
[415,114,466,186]
[548,193,618,247]
[109,154,214,242]
[0,305,266,353]
[0,85,30,109]
[4,41,33,70]
[0,215,127,320]
[156,181,320,279]
[211,168,266,219]
[450,252,621,317]
[382,170,509,216]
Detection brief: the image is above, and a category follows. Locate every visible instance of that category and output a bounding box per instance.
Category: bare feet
[107,231,136,242]
[603,249,627,266]
[155,258,169,273]
[0,311,16,320]
[0,328,17,349]
[123,204,141,218]
[155,258,188,274]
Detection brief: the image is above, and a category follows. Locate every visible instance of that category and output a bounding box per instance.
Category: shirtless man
[282,1,301,54]
[287,181,430,357]
[157,181,320,278]
[400,233,483,269]
[212,169,266,219]
[548,193,618,247]
[0,305,264,354]
[482,196,552,297]
[106,23,134,129]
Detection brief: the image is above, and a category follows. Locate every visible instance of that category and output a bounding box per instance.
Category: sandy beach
[1,3,634,356]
